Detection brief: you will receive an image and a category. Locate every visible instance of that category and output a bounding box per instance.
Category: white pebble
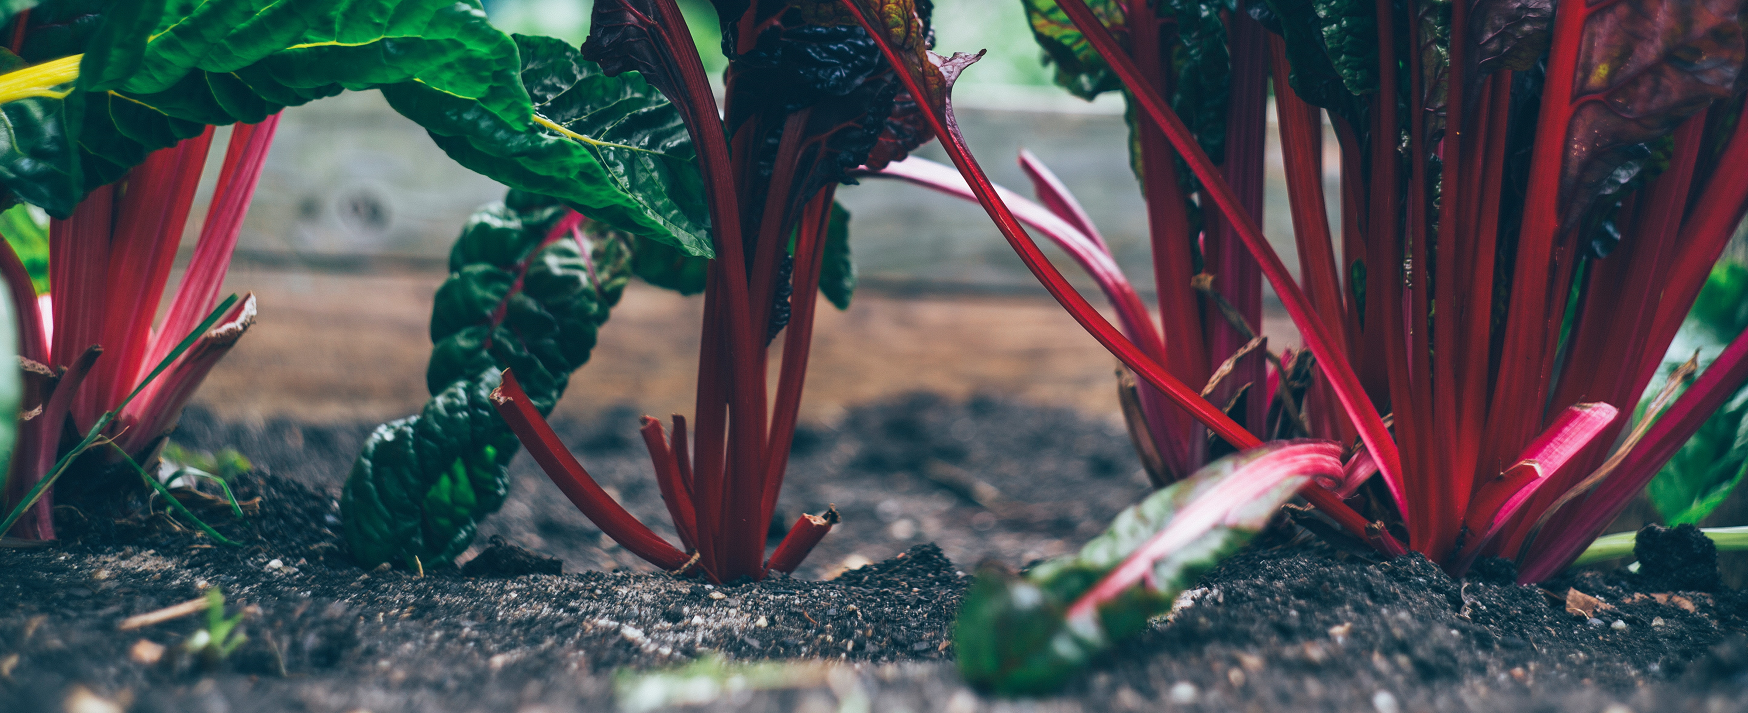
[1168,682,1197,704]
[755,616,768,628]
[708,591,727,600]
[1611,620,1628,631]
[1652,617,1666,627]
[265,559,284,570]
[1373,690,1400,713]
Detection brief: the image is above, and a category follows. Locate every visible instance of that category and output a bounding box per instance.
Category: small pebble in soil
[1653,617,1666,627]
[708,591,726,600]
[755,616,768,628]
[266,558,283,569]
[1612,620,1628,631]
[1588,618,1605,627]
[1169,682,1197,704]
[1373,690,1401,713]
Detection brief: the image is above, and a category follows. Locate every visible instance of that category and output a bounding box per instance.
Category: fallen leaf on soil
[1564,588,1611,618]
[128,639,165,666]
[63,687,122,713]
[1625,593,1698,613]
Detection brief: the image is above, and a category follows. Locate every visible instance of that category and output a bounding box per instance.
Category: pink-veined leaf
[954,441,1340,694]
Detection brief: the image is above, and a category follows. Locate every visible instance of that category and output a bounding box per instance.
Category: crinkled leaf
[955,441,1337,694]
[721,4,914,202]
[1020,0,1126,101]
[1258,0,1363,125]
[1310,0,1378,95]
[1472,0,1553,76]
[390,34,712,256]
[1168,0,1231,164]
[1557,0,1747,229]
[343,191,635,568]
[818,200,854,310]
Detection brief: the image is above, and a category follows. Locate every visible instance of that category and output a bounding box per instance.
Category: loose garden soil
[2,394,1745,712]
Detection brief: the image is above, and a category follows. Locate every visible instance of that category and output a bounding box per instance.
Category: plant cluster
[0,0,740,540]
[485,0,928,583]
[819,0,1748,689]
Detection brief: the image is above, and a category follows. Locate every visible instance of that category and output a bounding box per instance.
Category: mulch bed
[1,395,1744,712]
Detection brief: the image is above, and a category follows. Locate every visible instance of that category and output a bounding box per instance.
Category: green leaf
[1165,0,1230,164]
[818,201,855,310]
[955,441,1335,694]
[630,233,708,295]
[1020,0,1127,102]
[342,191,636,568]
[1310,0,1379,96]
[0,0,541,215]
[383,34,713,257]
[0,191,55,293]
[0,283,17,499]
[1259,0,1368,125]
[77,0,164,92]
[1644,262,1748,526]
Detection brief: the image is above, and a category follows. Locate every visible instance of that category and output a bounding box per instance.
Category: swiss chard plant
[853,0,1748,589]
[478,0,931,583]
[0,0,766,540]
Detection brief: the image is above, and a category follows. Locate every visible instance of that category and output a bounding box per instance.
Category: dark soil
[2,394,1745,712]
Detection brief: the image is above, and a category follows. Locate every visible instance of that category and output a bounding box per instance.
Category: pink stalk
[111,295,257,456]
[1017,148,1109,253]
[149,116,281,372]
[91,128,216,420]
[48,184,115,427]
[1449,403,1618,573]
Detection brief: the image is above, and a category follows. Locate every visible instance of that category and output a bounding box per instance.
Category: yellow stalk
[0,54,82,104]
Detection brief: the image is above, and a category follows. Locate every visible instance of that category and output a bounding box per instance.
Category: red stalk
[766,507,839,574]
[1267,36,1346,356]
[1129,0,1211,477]
[641,415,700,553]
[672,413,693,496]
[1202,11,1270,438]
[1043,0,1407,514]
[838,1,1403,554]
[490,369,691,571]
[1478,0,1595,486]
[759,188,834,530]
